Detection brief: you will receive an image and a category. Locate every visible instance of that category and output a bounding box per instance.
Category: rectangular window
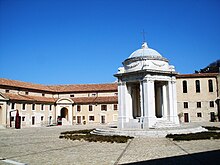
[77,105,81,112]
[195,80,200,93]
[114,104,117,110]
[49,116,52,124]
[5,89,9,93]
[49,105,52,111]
[22,116,25,121]
[41,116,44,121]
[197,102,201,108]
[32,116,35,125]
[182,80,187,93]
[70,94,75,97]
[183,102,188,108]
[101,105,107,111]
[89,105,93,111]
[41,104,44,111]
[210,101,214,107]
[197,112,202,117]
[22,103,26,110]
[11,103,15,109]
[32,104,35,111]
[89,116,95,121]
[208,80,213,92]
[73,116,76,120]
[82,116,85,120]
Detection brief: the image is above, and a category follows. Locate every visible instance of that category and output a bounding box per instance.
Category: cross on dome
[141,29,146,42]
[141,30,149,49]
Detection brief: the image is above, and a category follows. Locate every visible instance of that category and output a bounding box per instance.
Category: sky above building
[0,0,220,85]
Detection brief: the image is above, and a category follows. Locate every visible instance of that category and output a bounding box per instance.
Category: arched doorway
[60,108,68,120]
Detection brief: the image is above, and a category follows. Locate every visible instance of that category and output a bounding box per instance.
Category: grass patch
[166,131,220,141]
[59,129,133,143]
[202,126,220,131]
[60,129,93,135]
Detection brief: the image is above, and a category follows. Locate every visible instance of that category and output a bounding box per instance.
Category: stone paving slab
[0,124,220,165]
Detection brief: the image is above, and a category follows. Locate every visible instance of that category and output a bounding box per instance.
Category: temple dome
[119,42,175,74]
[128,42,162,59]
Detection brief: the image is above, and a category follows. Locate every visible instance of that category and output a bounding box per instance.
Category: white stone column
[126,85,133,120]
[140,82,144,117]
[117,81,126,129]
[162,84,168,119]
[168,77,179,125]
[141,76,156,128]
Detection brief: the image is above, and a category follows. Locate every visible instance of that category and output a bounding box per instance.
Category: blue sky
[0,0,220,85]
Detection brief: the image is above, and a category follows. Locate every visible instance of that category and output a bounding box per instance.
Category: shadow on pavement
[122,149,220,165]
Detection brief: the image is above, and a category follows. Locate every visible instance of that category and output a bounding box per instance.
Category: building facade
[176,73,220,123]
[0,79,118,128]
[0,72,219,128]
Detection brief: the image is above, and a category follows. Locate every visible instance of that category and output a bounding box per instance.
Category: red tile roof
[3,93,118,104]
[48,83,118,93]
[4,93,56,103]
[0,78,118,93]
[0,78,53,92]
[71,96,118,104]
[176,73,219,78]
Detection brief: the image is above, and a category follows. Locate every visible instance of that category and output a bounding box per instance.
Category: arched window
[182,80,187,93]
[208,79,213,92]
[195,80,200,93]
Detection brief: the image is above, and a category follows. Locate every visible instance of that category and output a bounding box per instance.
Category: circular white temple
[114,42,180,129]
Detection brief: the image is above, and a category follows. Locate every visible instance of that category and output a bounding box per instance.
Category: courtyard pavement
[0,123,220,165]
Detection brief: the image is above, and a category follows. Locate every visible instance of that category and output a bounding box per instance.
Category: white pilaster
[126,85,133,120]
[162,84,168,119]
[117,81,126,129]
[142,77,156,128]
[168,77,179,124]
[69,106,73,125]
[140,82,144,117]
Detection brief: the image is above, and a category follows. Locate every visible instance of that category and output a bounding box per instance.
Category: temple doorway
[155,81,168,118]
[128,82,141,119]
[155,81,163,118]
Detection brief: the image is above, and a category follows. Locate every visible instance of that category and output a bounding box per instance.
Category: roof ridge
[0,78,47,86]
[47,82,117,87]
[0,78,117,93]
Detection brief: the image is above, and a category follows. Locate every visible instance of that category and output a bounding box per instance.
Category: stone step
[152,119,178,128]
[91,125,208,137]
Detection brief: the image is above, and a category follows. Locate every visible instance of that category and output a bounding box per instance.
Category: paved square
[0,125,220,165]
